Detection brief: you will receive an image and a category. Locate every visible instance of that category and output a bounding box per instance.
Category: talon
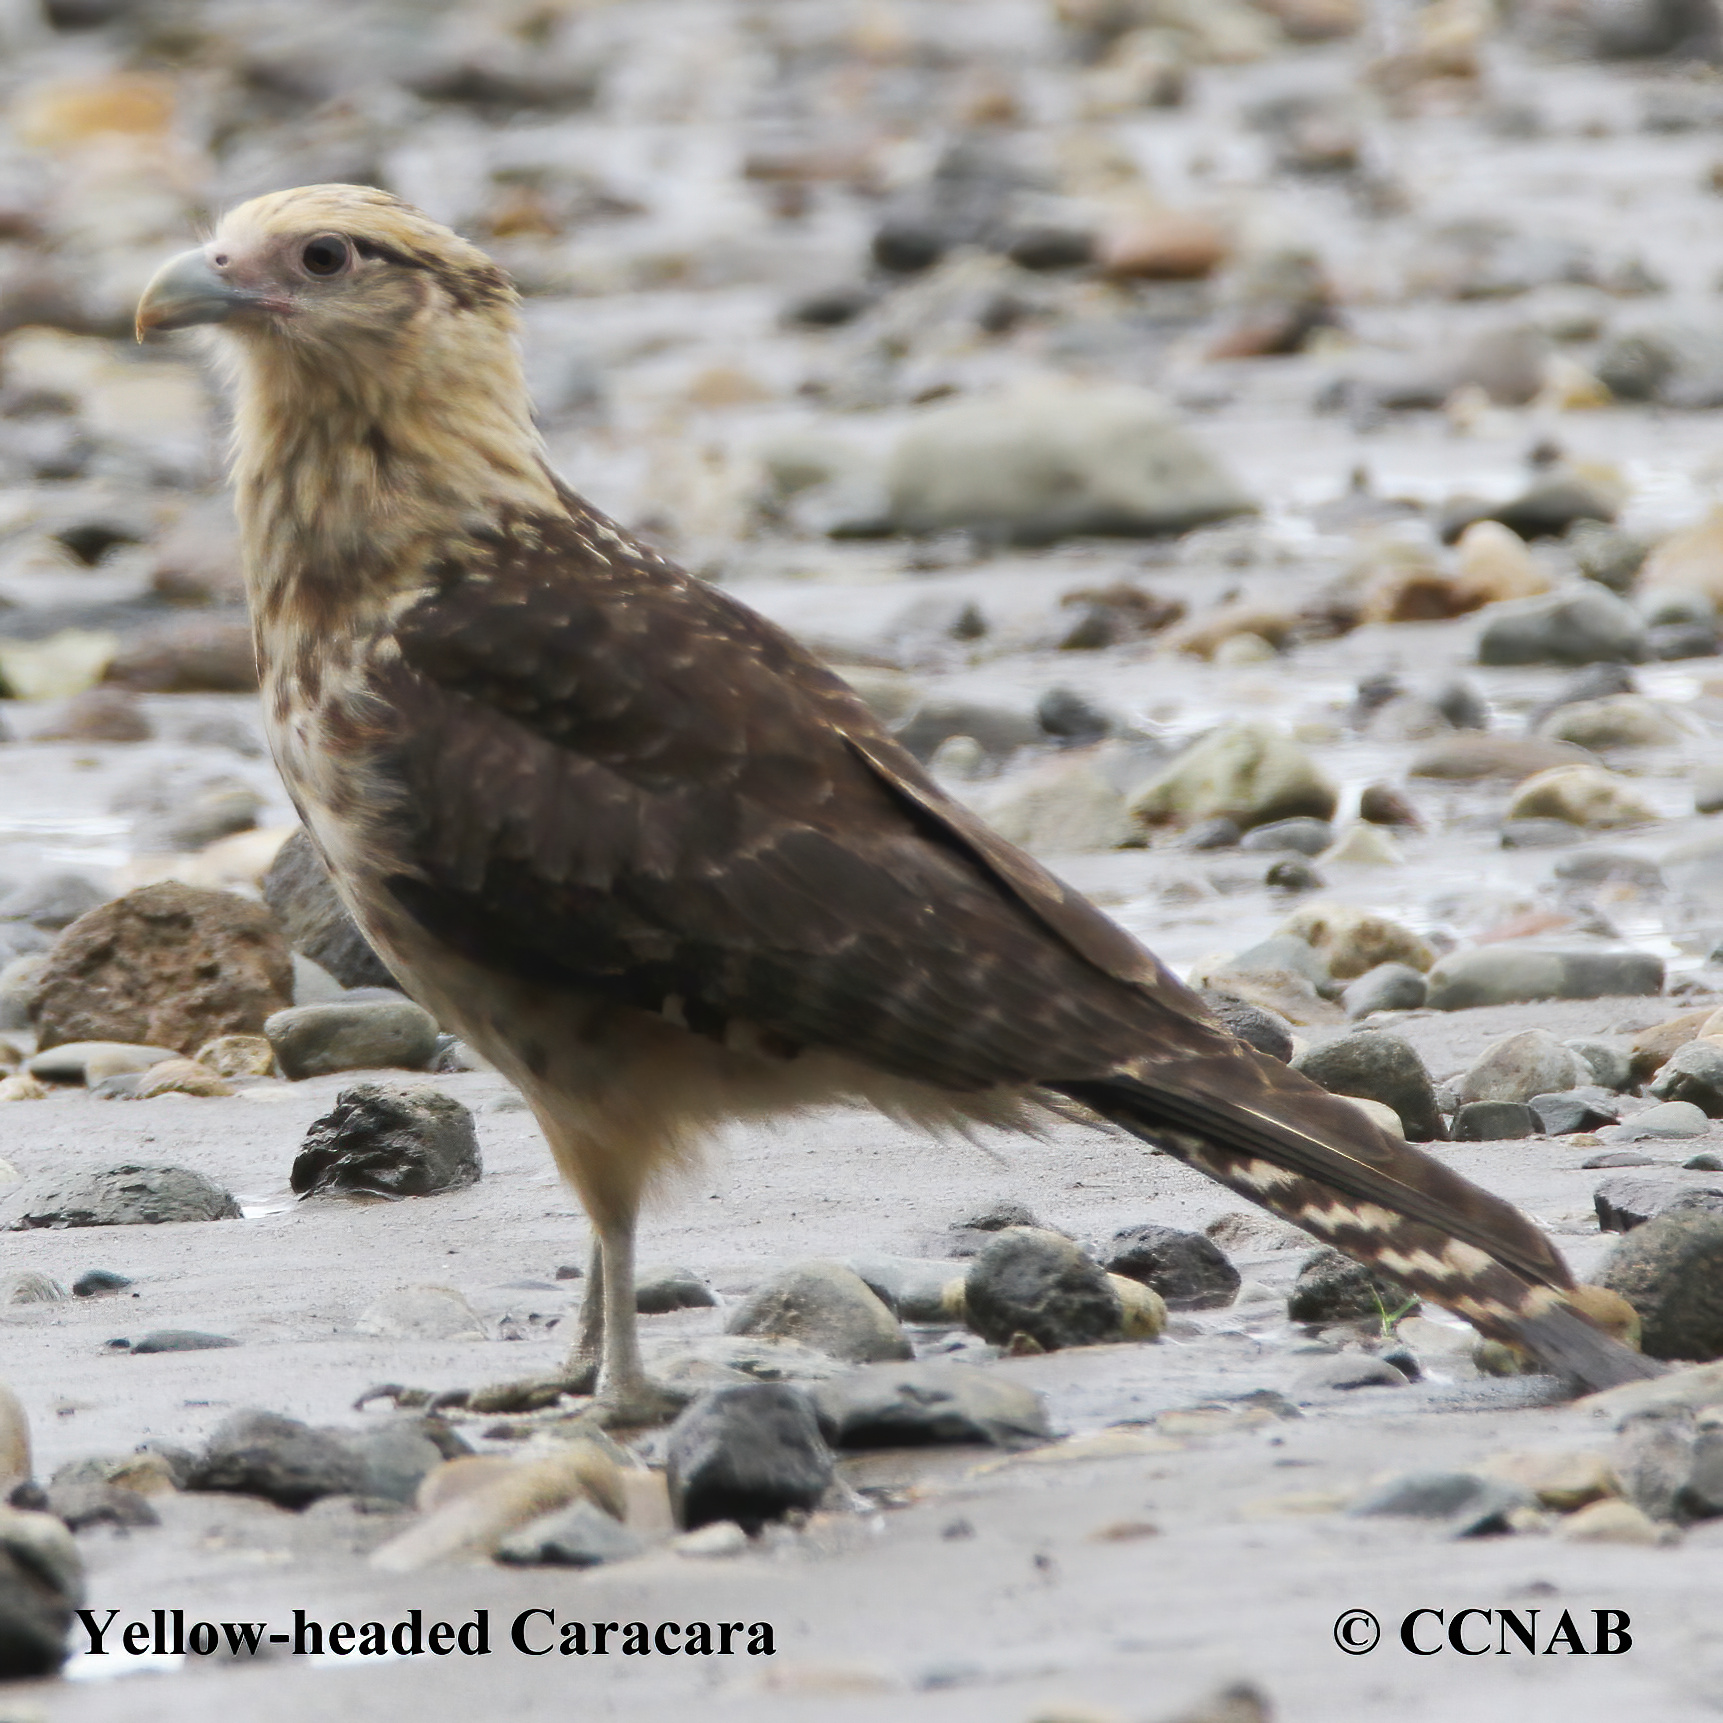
[353,1383,435,1412]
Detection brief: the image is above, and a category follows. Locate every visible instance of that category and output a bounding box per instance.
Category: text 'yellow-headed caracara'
[137,185,1655,1423]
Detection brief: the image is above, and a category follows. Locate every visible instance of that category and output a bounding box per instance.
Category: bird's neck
[227,330,559,647]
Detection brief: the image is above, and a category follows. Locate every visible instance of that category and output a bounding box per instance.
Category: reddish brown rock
[31,688,151,743]
[104,618,257,694]
[1096,211,1229,281]
[34,882,293,1056]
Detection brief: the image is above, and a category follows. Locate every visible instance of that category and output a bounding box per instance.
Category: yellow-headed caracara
[137,185,1655,1422]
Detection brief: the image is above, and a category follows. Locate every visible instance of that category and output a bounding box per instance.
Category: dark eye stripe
[351,236,428,270]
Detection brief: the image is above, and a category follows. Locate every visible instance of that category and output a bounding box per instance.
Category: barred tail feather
[1055,1062,1662,1393]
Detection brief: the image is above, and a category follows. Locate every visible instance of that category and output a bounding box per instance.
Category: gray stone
[1649,1040,1723,1115]
[292,1084,481,1201]
[6,1165,240,1229]
[1605,1100,1712,1142]
[1424,946,1664,1010]
[1287,1247,1417,1325]
[1103,1224,1240,1310]
[963,1228,1122,1351]
[1553,850,1663,890]
[1293,1353,1410,1392]
[1594,1173,1723,1232]
[1681,1427,1723,1518]
[844,1256,959,1322]
[26,1041,177,1083]
[1459,1029,1589,1106]
[495,1498,645,1568]
[724,1262,911,1363]
[811,1360,1051,1451]
[635,1266,717,1314]
[0,872,105,931]
[0,1509,82,1676]
[188,1410,365,1509]
[44,1462,158,1532]
[347,1423,448,1505]
[1293,1031,1445,1141]
[129,1330,238,1354]
[1222,935,1331,992]
[1500,819,1582,850]
[666,1383,833,1532]
[0,955,45,1032]
[893,697,1040,765]
[72,1270,131,1297]
[1342,963,1428,1018]
[1611,1413,1693,1521]
[1528,1089,1621,1134]
[1567,1038,1635,1091]
[1129,722,1337,833]
[1349,1470,1531,1535]
[264,1000,440,1080]
[1202,994,1295,1062]
[1264,856,1323,893]
[944,1198,1041,1256]
[260,828,396,990]
[0,1273,64,1305]
[1452,1100,1541,1140]
[1476,585,1646,666]
[1600,1208,1723,1360]
[1238,818,1333,856]
[131,780,262,854]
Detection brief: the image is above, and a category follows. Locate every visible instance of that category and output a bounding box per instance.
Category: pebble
[1599,1209,1723,1360]
[0,872,105,931]
[495,1498,646,1568]
[844,1256,961,1322]
[1407,732,1590,781]
[259,829,396,990]
[1286,1247,1416,1325]
[1203,994,1296,1061]
[1527,1089,1620,1134]
[1477,1448,1616,1511]
[0,1274,64,1305]
[1648,1040,1723,1115]
[133,1057,232,1098]
[104,616,257,693]
[1536,694,1688,750]
[354,1286,486,1341]
[1568,1037,1635,1091]
[1555,1498,1665,1544]
[1475,584,1647,666]
[1610,1412,1693,1521]
[1342,962,1428,1017]
[128,1330,238,1354]
[724,1261,911,1364]
[264,1000,441,1080]
[665,1384,834,1533]
[1452,1100,1541,1140]
[0,1508,82,1676]
[1357,783,1423,827]
[71,1270,130,1297]
[194,1033,275,1078]
[5,1164,240,1229]
[1292,1354,1410,1392]
[33,881,293,1056]
[1424,946,1664,1010]
[1127,721,1338,833]
[1238,818,1332,856]
[31,686,152,743]
[1276,905,1432,980]
[1505,764,1660,829]
[811,1360,1051,1451]
[1458,1029,1589,1105]
[1603,1100,1713,1142]
[347,1423,462,1508]
[1594,1173,1723,1232]
[1109,1274,1168,1339]
[963,1228,1123,1351]
[1293,1031,1445,1141]
[291,1083,481,1200]
[1349,1470,1532,1535]
[25,1040,177,1083]
[1102,1223,1240,1309]
[634,1266,718,1314]
[46,1466,158,1532]
[982,757,1134,854]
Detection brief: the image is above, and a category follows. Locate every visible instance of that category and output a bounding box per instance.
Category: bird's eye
[300,236,350,278]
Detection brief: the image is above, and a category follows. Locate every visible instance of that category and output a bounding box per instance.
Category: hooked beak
[135,247,284,341]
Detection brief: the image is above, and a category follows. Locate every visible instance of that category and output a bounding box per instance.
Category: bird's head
[136,183,516,363]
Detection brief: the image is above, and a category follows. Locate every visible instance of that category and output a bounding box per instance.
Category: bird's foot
[589,1374,691,1431]
[454,1361,600,1416]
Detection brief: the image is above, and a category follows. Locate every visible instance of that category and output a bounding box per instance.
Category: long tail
[1054,1051,1662,1393]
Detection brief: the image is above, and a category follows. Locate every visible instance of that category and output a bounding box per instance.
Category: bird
[136,184,1656,1422]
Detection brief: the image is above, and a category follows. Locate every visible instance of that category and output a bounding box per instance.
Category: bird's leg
[588,1209,688,1429]
[563,1236,604,1394]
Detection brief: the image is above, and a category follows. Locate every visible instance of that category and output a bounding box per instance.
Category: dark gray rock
[1600,1208,1723,1359]
[1102,1223,1240,1310]
[635,1266,718,1314]
[0,872,105,930]
[1349,1470,1531,1535]
[1476,586,1646,666]
[1294,1031,1444,1141]
[1287,1247,1417,1325]
[844,1256,958,1323]
[1424,946,1664,1009]
[1583,1150,1660,1168]
[1342,962,1428,1018]
[7,1165,240,1229]
[1567,1037,1636,1091]
[1185,816,1242,850]
[1528,1089,1621,1134]
[1594,1173,1723,1232]
[1681,1427,1723,1518]
[963,1228,1122,1350]
[129,1330,238,1354]
[259,828,395,990]
[665,1383,834,1532]
[1264,856,1324,893]
[1239,818,1333,856]
[1202,993,1295,1062]
[264,1000,440,1080]
[44,1463,158,1532]
[1649,1039,1723,1115]
[811,1361,1051,1451]
[1035,686,1112,744]
[131,780,261,854]
[291,1084,482,1200]
[0,1510,82,1677]
[496,1499,645,1567]
[1570,521,1649,592]
[348,1423,452,1505]
[724,1262,911,1363]
[944,1198,1041,1256]
[1452,1100,1541,1140]
[188,1410,366,1510]
[72,1269,131,1297]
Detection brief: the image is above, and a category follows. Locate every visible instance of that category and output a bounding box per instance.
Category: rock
[0,1508,82,1675]
[1649,1039,1723,1114]
[1640,505,1723,608]
[1238,817,1332,856]
[1528,1090,1621,1134]
[1265,855,1323,891]
[1293,1032,1445,1140]
[348,1422,456,1506]
[1207,1211,1312,1253]
[1604,1101,1713,1142]
[73,1270,131,1298]
[264,1000,440,1080]
[944,1198,1041,1256]
[133,1057,231,1098]
[1537,695,1688,750]
[1343,963,1429,1018]
[1459,1029,1590,1105]
[665,1384,833,1532]
[26,1040,177,1084]
[291,1084,482,1201]
[1102,1223,1240,1309]
[1408,733,1591,782]
[129,1330,238,1355]
[1599,1209,1723,1359]
[1358,783,1423,827]
[188,1411,366,1510]
[33,882,293,1056]
[1339,1095,1407,1136]
[32,687,151,743]
[1277,905,1432,981]
[1349,1470,1532,1535]
[635,1266,718,1315]
[1476,585,1646,666]
[1095,211,1229,280]
[495,1498,645,1568]
[130,779,263,855]
[1505,764,1660,829]
[724,1262,911,1364]
[1594,1173,1723,1232]
[45,1467,158,1532]
[0,630,116,702]
[1424,946,1664,1010]
[963,1228,1123,1350]
[884,381,1254,543]
[1681,1423,1723,1518]
[104,617,258,693]
[6,1164,239,1230]
[1128,722,1336,833]
[195,1034,275,1078]
[259,829,394,990]
[1611,1413,1693,1520]
[1316,824,1402,868]
[1109,1273,1169,1339]
[893,698,1040,766]
[1555,850,1663,890]
[1203,994,1295,1061]
[1452,1100,1541,1141]
[355,1286,486,1341]
[1293,1353,1410,1392]
[844,1256,959,1323]
[1477,1448,1615,1511]
[1287,1247,1416,1325]
[0,872,105,931]
[1556,1498,1663,1544]
[811,1361,1051,1451]
[0,1076,45,1102]
[981,758,1134,853]
[1568,1038,1635,1091]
